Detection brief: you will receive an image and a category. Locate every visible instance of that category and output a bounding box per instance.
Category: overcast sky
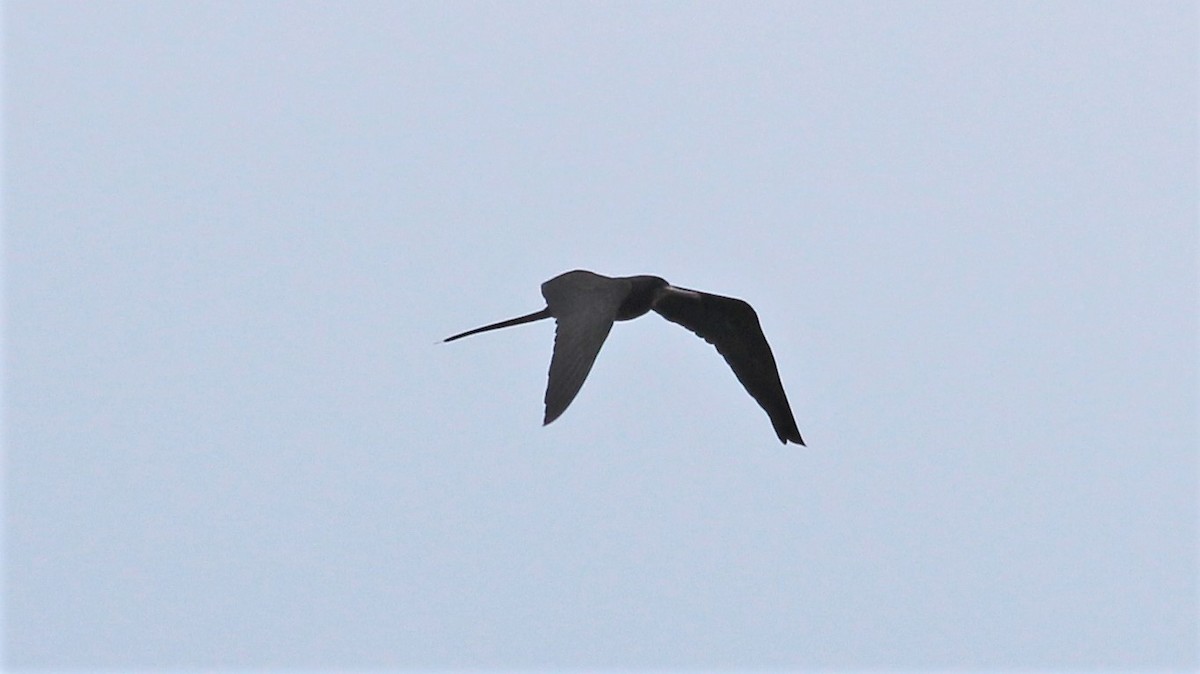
[5,1,1197,669]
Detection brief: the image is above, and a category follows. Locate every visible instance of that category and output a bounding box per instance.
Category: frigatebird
[444,270,804,445]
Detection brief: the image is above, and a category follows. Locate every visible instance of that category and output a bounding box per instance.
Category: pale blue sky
[5,1,1197,669]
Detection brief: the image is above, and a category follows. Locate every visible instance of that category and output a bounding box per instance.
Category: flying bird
[444,270,804,445]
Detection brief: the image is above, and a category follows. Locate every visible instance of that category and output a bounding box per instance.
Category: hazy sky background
[5,1,1196,669]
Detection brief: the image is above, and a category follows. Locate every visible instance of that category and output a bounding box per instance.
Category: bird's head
[615,275,669,321]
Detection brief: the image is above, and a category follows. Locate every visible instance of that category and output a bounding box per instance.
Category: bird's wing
[540,271,630,425]
[652,286,804,444]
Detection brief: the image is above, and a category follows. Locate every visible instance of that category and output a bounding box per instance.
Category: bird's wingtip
[779,431,805,446]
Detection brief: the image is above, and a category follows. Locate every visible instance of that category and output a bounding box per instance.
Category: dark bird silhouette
[444,270,804,445]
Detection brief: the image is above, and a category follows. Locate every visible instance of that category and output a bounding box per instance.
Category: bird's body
[445,270,804,445]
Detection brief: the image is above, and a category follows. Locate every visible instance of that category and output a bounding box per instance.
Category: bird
[444,269,804,445]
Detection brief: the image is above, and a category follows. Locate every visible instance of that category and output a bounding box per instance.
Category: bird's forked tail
[443,308,552,342]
